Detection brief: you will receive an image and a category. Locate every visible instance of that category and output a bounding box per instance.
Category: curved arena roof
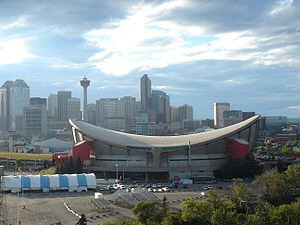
[70,115,259,148]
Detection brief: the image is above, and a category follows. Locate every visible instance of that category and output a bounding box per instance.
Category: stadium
[69,115,260,182]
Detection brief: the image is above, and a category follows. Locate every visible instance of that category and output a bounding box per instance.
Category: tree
[285,165,300,191]
[220,158,262,179]
[103,219,141,225]
[211,207,242,225]
[180,199,213,225]
[161,196,168,217]
[270,201,300,225]
[254,169,292,205]
[76,214,87,225]
[75,157,83,173]
[132,201,162,225]
[227,179,254,213]
[15,158,22,169]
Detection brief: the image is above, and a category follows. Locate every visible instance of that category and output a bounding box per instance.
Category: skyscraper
[24,97,47,138]
[57,91,72,121]
[67,97,81,120]
[213,102,230,128]
[151,90,170,124]
[140,74,151,112]
[80,76,90,121]
[0,80,30,132]
[121,96,136,126]
[96,98,125,131]
[48,94,58,119]
[178,104,193,122]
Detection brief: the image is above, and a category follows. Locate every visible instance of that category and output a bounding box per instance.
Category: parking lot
[6,183,231,225]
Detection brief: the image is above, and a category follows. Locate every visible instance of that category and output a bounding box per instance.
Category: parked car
[162,187,170,192]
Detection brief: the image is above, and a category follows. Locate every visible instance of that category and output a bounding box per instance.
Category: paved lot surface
[7,192,133,225]
[6,183,231,225]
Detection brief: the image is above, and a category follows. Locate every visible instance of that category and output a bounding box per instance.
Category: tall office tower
[30,97,47,106]
[178,104,193,122]
[151,90,170,124]
[86,104,96,125]
[80,76,90,121]
[135,101,141,117]
[1,81,14,133]
[48,94,58,119]
[223,110,243,127]
[24,98,47,138]
[170,106,179,123]
[121,96,136,126]
[140,74,151,112]
[57,91,72,121]
[213,102,230,128]
[67,97,81,120]
[3,80,30,132]
[96,98,125,131]
[0,88,7,135]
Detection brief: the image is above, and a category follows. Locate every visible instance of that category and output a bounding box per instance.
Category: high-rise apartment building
[213,102,230,128]
[57,91,72,121]
[140,74,151,112]
[96,98,125,131]
[67,97,81,120]
[24,97,47,138]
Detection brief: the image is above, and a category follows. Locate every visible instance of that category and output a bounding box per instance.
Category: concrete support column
[152,148,160,169]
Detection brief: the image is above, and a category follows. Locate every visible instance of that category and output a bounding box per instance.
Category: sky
[0,0,299,119]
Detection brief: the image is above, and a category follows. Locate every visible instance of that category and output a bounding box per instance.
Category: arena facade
[69,115,260,182]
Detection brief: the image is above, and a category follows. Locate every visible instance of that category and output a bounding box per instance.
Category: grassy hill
[0,152,52,160]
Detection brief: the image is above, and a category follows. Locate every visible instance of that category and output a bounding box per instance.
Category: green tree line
[103,165,300,225]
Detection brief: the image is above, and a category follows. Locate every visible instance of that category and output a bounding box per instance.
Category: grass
[0,152,52,161]
[39,167,56,175]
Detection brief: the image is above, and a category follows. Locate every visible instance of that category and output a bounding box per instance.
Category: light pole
[115,164,118,182]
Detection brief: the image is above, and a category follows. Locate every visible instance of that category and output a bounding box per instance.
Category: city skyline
[0,0,299,118]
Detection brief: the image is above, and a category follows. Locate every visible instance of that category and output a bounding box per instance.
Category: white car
[162,187,170,192]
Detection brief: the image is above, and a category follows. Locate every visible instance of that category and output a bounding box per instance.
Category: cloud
[2,17,27,30]
[269,0,294,15]
[288,106,300,110]
[82,0,300,77]
[0,38,34,65]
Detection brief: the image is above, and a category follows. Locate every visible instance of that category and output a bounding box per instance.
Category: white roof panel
[70,115,259,148]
